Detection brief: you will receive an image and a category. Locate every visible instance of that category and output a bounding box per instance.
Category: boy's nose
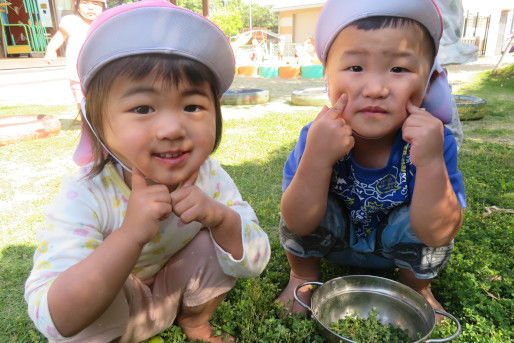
[155,113,186,140]
[362,76,389,99]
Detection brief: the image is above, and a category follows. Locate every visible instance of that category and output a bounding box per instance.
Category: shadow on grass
[0,244,45,342]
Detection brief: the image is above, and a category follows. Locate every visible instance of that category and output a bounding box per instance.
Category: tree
[176,0,203,14]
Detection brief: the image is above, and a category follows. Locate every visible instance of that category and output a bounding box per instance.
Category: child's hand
[123,168,172,246]
[170,172,230,229]
[305,94,354,168]
[402,101,444,168]
[44,51,57,64]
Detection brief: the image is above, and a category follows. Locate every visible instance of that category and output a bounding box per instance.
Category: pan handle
[293,281,323,312]
[423,310,461,342]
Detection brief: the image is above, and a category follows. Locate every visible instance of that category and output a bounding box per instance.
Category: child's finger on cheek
[131,167,148,191]
[328,93,347,118]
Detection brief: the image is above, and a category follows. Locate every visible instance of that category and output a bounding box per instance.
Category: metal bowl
[295,275,460,342]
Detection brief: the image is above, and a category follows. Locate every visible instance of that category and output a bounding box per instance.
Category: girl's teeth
[159,153,181,158]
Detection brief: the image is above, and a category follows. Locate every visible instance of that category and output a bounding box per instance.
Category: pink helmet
[73,0,235,167]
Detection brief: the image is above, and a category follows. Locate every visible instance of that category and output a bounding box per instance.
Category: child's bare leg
[177,293,234,343]
[275,251,320,315]
[398,268,445,321]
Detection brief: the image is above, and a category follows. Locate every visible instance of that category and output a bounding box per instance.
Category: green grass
[455,64,514,145]
[1,66,513,342]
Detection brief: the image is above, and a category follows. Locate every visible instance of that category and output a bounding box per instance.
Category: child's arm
[402,102,463,247]
[171,159,270,278]
[46,169,172,337]
[281,94,353,235]
[44,28,69,63]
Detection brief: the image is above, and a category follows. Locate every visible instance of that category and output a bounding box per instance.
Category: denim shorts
[279,194,453,279]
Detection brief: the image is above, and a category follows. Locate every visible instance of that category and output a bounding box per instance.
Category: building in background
[272,0,513,57]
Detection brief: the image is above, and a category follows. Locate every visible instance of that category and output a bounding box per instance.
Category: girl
[44,0,106,106]
[44,0,106,166]
[25,1,270,342]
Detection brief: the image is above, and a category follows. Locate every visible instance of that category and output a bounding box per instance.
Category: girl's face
[78,0,103,21]
[102,73,217,188]
[325,25,432,140]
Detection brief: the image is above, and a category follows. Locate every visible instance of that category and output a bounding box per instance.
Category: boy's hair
[349,16,436,64]
[84,54,223,178]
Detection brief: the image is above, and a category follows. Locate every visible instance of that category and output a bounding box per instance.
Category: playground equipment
[453,95,486,120]
[0,0,48,55]
[0,114,61,146]
[221,88,269,106]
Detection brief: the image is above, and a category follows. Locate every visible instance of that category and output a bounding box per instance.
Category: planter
[279,65,301,78]
[259,66,279,78]
[453,95,486,120]
[237,65,258,77]
[301,65,324,79]
[0,115,61,146]
[291,87,330,106]
[221,88,269,105]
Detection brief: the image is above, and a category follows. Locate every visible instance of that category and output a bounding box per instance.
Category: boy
[276,0,466,315]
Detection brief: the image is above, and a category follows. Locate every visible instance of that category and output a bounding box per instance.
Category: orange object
[279,65,301,78]
[0,115,61,146]
[237,66,258,77]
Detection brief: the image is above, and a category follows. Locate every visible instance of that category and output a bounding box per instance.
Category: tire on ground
[0,115,61,146]
[221,88,270,105]
[291,87,330,106]
[453,95,486,120]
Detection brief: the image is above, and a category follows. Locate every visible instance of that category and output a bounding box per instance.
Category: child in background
[25,1,270,342]
[44,0,106,166]
[44,0,105,107]
[276,0,466,316]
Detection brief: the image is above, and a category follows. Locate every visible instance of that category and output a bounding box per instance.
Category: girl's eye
[349,66,363,72]
[184,105,202,113]
[132,105,154,115]
[391,67,408,73]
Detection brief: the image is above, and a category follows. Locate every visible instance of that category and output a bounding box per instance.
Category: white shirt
[59,15,90,81]
[24,158,270,340]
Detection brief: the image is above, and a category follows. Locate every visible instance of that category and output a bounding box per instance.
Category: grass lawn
[1,66,512,342]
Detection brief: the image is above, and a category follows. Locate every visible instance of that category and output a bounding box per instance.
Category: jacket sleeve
[204,159,270,278]
[24,177,105,340]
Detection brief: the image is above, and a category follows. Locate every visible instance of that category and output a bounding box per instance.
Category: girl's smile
[102,73,217,189]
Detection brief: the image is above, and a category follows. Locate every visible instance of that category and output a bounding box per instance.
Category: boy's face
[102,72,217,188]
[326,24,433,140]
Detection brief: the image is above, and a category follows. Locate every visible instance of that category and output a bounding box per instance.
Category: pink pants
[53,229,236,343]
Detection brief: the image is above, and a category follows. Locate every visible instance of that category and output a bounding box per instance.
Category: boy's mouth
[360,106,386,113]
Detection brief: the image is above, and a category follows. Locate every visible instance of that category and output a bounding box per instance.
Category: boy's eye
[132,105,154,115]
[184,105,202,112]
[391,67,408,73]
[349,66,363,72]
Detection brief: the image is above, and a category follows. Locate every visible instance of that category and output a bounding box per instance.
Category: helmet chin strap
[80,99,133,174]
